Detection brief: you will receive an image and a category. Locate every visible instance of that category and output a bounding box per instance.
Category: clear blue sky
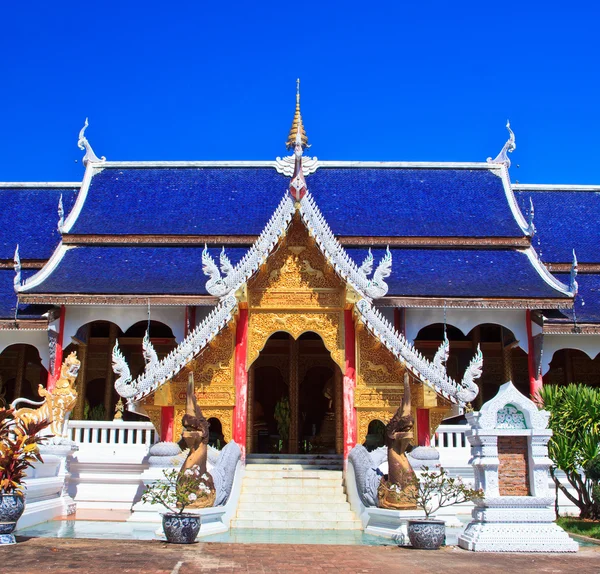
[1,1,598,184]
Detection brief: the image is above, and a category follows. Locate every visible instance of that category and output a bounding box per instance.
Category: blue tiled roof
[70,168,288,236]
[515,189,600,263]
[554,273,600,323]
[24,246,246,295]
[310,168,523,237]
[69,166,524,238]
[0,187,79,260]
[24,244,568,300]
[0,269,48,319]
[348,248,570,299]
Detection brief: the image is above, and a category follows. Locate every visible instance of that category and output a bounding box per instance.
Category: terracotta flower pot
[0,493,25,545]
[162,513,201,544]
[407,518,445,550]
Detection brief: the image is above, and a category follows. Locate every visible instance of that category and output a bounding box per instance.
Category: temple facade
[1,88,598,459]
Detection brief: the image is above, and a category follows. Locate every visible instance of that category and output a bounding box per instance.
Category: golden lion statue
[12,351,80,443]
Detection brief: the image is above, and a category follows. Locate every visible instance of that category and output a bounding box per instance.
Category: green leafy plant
[0,408,50,495]
[539,384,600,519]
[141,465,211,515]
[274,397,290,442]
[85,402,106,421]
[394,465,483,518]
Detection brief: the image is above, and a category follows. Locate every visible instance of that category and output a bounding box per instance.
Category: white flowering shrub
[142,465,212,514]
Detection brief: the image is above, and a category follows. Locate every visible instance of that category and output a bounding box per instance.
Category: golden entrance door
[247,332,343,455]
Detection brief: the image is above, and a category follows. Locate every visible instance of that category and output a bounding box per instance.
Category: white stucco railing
[67,420,157,447]
[431,424,471,465]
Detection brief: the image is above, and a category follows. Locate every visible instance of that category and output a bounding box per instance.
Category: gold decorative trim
[356,409,394,446]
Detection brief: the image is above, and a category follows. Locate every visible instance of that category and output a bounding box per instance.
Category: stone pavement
[0,537,599,573]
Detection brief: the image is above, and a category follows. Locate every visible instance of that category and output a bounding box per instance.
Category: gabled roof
[63,161,529,239]
[112,189,484,407]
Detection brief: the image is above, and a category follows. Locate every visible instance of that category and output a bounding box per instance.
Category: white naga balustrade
[67,420,157,447]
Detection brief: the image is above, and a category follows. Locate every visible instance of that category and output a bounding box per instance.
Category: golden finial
[286,78,309,150]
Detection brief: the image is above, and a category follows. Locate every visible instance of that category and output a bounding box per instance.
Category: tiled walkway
[1,537,599,574]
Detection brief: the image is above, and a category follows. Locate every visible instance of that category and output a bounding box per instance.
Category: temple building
[1,86,597,460]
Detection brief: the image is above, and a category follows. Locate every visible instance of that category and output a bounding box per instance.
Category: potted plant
[142,464,212,544]
[0,408,50,545]
[403,465,483,549]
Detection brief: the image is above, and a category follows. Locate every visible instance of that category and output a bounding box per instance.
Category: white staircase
[231,454,362,530]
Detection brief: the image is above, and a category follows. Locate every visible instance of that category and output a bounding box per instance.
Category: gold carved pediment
[247,215,346,371]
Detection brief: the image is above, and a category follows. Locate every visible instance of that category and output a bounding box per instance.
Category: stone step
[237,501,351,512]
[238,492,349,504]
[230,518,362,530]
[244,465,344,475]
[240,485,343,496]
[235,509,358,522]
[241,477,343,487]
[245,455,343,469]
[242,469,343,479]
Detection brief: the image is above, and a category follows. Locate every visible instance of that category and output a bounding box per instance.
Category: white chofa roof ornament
[78,118,106,167]
[487,120,516,167]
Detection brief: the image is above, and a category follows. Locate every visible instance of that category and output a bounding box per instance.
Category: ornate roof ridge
[114,295,238,402]
[299,191,391,300]
[520,247,574,296]
[202,193,296,297]
[16,243,77,293]
[0,182,81,188]
[75,160,499,169]
[513,184,600,192]
[355,299,480,405]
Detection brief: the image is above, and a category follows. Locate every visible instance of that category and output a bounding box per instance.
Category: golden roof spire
[286,78,309,150]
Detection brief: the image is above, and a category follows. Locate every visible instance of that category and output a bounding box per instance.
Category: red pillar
[160,406,175,442]
[417,408,431,447]
[526,310,543,401]
[233,308,249,458]
[343,309,357,460]
[47,305,66,391]
[394,308,405,336]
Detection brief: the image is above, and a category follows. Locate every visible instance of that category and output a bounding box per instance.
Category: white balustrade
[430,424,471,467]
[67,420,157,447]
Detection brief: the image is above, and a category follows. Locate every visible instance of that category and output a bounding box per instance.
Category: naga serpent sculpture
[178,374,216,508]
[377,371,417,510]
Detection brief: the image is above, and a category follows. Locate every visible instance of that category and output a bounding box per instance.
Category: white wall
[63,305,186,344]
[541,334,600,375]
[0,330,49,368]
[405,308,529,352]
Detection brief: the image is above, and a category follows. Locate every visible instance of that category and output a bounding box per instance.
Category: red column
[343,309,357,460]
[526,310,543,401]
[233,308,249,458]
[417,408,431,446]
[394,308,405,336]
[47,305,66,391]
[185,306,196,336]
[160,406,175,442]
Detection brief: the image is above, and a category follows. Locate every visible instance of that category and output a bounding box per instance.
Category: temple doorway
[248,331,342,455]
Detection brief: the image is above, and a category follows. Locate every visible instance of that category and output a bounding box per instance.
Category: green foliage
[392,465,483,518]
[0,408,50,495]
[557,517,600,540]
[585,454,600,482]
[274,397,290,442]
[84,401,106,421]
[141,465,211,515]
[539,384,600,519]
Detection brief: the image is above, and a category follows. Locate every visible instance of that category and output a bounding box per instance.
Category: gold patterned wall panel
[170,322,236,408]
[247,311,345,372]
[357,409,394,446]
[247,215,346,372]
[202,408,233,444]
